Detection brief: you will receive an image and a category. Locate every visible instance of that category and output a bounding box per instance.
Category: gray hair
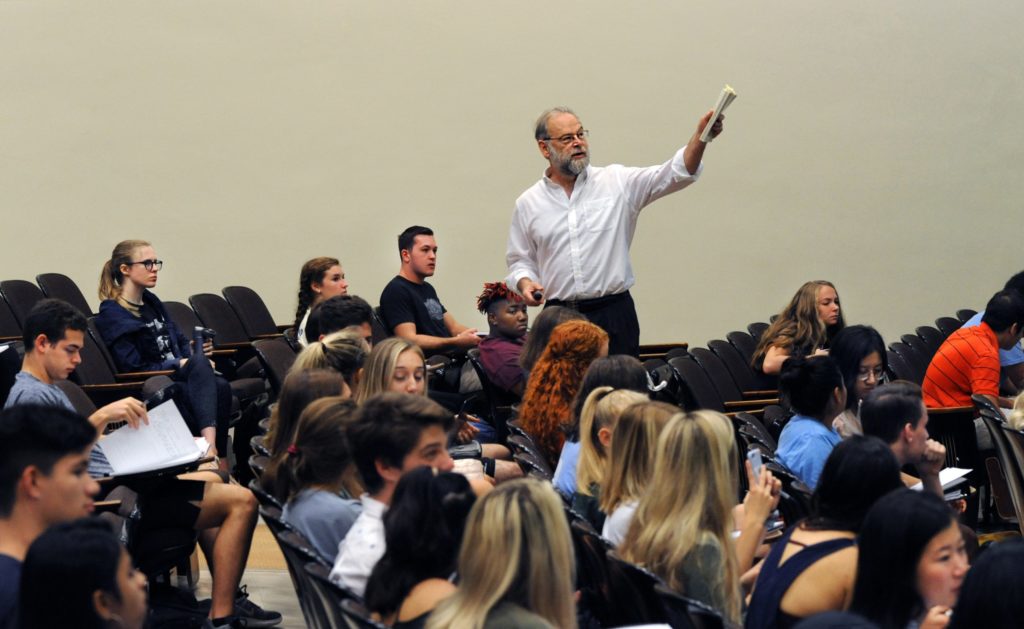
[534,106,578,141]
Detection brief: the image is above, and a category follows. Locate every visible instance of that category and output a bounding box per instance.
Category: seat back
[885,349,916,383]
[667,356,725,412]
[935,317,962,338]
[734,412,777,452]
[708,339,760,393]
[54,379,99,417]
[0,280,45,328]
[303,562,378,629]
[999,425,1024,536]
[163,301,202,335]
[901,334,937,364]
[690,347,743,403]
[249,454,270,482]
[888,342,926,384]
[253,337,297,400]
[726,331,758,364]
[248,477,282,511]
[370,307,390,346]
[466,347,518,436]
[272,529,331,629]
[36,273,93,316]
[605,551,669,625]
[654,583,725,629]
[513,451,553,481]
[644,358,684,406]
[927,407,982,485]
[915,326,946,356]
[69,326,118,386]
[747,321,770,342]
[569,519,615,626]
[0,298,21,341]
[222,286,280,338]
[189,293,251,345]
[766,461,813,525]
[955,309,978,323]
[976,407,1024,528]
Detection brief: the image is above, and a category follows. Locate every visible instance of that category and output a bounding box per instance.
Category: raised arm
[683,109,725,175]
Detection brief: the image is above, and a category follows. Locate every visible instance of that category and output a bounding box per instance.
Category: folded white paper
[700,84,737,143]
[910,467,971,492]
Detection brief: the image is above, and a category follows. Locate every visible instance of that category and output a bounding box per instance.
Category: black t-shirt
[0,554,21,629]
[379,276,450,338]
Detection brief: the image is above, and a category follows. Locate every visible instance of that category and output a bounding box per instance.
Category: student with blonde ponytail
[426,479,576,629]
[619,411,780,625]
[599,401,677,545]
[93,240,232,463]
[570,387,647,530]
[289,329,369,393]
[271,397,362,562]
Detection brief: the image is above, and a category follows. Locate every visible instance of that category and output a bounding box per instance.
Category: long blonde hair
[575,388,648,496]
[290,329,368,390]
[598,401,677,514]
[752,280,844,369]
[98,239,151,300]
[355,337,426,403]
[619,410,742,623]
[426,479,576,629]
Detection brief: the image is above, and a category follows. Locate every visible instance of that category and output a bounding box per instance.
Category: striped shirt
[923,322,1000,407]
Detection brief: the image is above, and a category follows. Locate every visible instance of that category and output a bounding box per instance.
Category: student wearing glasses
[829,325,889,438]
[506,106,725,357]
[94,239,232,466]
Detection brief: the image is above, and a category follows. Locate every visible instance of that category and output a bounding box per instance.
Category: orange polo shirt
[922,322,1000,408]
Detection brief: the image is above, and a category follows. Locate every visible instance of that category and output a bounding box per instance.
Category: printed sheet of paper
[97,399,204,475]
[910,467,971,491]
[700,85,737,143]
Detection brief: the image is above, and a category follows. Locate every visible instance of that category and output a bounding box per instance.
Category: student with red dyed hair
[475,282,529,398]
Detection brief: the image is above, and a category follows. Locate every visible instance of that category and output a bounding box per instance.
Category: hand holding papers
[97,399,208,476]
[700,85,737,143]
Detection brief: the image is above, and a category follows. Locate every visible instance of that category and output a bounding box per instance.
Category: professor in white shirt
[506,106,724,356]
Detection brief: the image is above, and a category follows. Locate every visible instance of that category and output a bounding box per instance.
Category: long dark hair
[851,489,957,629]
[294,256,340,330]
[950,539,1024,629]
[830,325,888,410]
[806,435,902,532]
[20,518,126,629]
[364,467,476,618]
[518,306,585,374]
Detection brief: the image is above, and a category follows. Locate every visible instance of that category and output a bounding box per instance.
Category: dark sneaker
[206,616,244,629]
[234,586,282,627]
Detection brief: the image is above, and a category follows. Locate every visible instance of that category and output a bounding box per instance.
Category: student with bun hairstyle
[290,328,369,393]
[774,355,846,489]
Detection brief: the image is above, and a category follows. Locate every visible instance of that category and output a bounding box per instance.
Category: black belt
[546,291,630,313]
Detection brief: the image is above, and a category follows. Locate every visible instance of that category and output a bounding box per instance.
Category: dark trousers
[546,291,640,357]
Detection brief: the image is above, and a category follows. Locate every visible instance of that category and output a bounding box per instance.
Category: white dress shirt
[506,147,702,301]
[328,494,387,597]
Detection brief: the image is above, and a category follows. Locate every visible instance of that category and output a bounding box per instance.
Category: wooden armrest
[114,369,175,382]
[94,500,121,513]
[742,390,778,399]
[252,333,284,340]
[79,383,144,394]
[928,406,975,415]
[0,335,20,342]
[723,399,778,412]
[214,342,253,351]
[211,349,237,357]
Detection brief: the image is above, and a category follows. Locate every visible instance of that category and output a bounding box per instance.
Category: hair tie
[287,444,299,455]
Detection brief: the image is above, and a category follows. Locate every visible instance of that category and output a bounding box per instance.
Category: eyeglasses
[856,367,887,384]
[127,259,163,271]
[543,129,589,144]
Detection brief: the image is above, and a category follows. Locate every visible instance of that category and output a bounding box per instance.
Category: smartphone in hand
[747,448,763,482]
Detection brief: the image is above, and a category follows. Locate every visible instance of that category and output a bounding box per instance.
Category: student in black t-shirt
[379,225,481,355]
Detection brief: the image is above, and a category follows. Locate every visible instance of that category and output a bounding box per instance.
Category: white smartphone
[747,448,764,482]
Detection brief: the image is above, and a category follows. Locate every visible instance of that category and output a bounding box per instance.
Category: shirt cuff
[673,146,704,180]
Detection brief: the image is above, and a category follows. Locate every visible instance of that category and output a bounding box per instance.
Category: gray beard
[567,154,589,175]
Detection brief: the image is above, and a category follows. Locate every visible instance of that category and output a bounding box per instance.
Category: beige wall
[2,1,1021,347]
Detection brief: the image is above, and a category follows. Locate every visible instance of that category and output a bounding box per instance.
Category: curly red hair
[517,320,609,466]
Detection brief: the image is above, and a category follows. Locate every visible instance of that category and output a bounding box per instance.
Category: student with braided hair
[475,281,529,397]
[293,257,349,347]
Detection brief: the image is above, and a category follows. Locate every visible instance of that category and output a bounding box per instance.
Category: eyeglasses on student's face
[543,129,589,145]
[127,259,163,271]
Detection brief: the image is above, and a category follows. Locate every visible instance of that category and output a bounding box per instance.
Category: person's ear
[375,459,402,485]
[597,427,613,449]
[901,422,915,443]
[538,139,551,159]
[486,311,498,326]
[92,589,116,621]
[400,249,411,264]
[33,333,50,354]
[354,367,364,388]
[20,465,45,501]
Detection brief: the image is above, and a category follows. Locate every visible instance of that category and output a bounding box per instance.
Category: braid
[294,257,340,330]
